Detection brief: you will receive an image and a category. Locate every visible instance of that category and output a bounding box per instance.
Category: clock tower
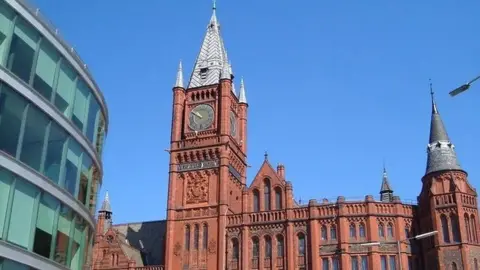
[164,4,248,270]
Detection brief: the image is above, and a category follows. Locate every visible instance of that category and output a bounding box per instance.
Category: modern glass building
[0,0,108,269]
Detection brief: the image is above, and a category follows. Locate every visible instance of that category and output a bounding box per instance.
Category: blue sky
[31,0,480,224]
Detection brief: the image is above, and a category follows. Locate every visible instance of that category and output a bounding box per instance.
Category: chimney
[277,163,285,179]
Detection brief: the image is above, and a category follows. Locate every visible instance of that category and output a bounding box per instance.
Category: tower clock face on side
[189,104,215,131]
[230,111,237,137]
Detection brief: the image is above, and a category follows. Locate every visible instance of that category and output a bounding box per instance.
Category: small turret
[380,166,394,202]
[174,61,184,88]
[239,78,247,104]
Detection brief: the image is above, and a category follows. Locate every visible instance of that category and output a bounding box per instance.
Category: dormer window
[200,68,208,80]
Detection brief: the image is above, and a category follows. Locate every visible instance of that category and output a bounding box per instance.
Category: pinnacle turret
[239,78,247,104]
[174,61,184,88]
[425,83,462,175]
[380,166,394,202]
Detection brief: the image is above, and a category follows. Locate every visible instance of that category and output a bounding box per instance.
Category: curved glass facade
[0,1,107,269]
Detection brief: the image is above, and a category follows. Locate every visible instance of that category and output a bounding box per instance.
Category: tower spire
[380,164,394,202]
[425,80,462,175]
[239,77,247,103]
[100,191,112,213]
[188,2,231,88]
[174,61,184,88]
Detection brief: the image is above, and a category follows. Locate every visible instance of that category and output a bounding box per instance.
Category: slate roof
[425,91,463,175]
[112,220,167,266]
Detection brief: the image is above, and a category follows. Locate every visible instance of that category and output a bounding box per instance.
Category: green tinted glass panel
[0,168,13,238]
[44,122,67,184]
[20,105,49,171]
[34,192,58,259]
[55,205,73,265]
[86,97,100,143]
[7,18,39,82]
[64,139,81,196]
[0,84,27,157]
[54,62,76,116]
[33,41,59,100]
[0,2,14,66]
[72,80,89,131]
[7,178,39,249]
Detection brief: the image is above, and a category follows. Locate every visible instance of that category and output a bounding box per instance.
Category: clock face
[230,111,237,137]
[189,104,214,131]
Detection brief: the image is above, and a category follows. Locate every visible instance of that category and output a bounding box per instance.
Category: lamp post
[449,75,480,97]
[360,231,438,270]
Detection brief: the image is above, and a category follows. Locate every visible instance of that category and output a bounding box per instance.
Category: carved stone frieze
[186,173,209,204]
[349,244,368,253]
[320,244,338,254]
[378,243,397,252]
[249,223,285,235]
[175,206,219,219]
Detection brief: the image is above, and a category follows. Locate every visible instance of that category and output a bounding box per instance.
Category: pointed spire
[380,165,394,202]
[239,77,247,103]
[174,61,184,88]
[425,80,462,175]
[188,2,230,88]
[231,82,237,96]
[220,57,231,80]
[100,191,112,213]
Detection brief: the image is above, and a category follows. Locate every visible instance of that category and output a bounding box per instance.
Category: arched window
[321,225,328,241]
[298,233,306,256]
[451,214,461,242]
[359,223,366,238]
[252,237,259,258]
[232,238,239,260]
[322,258,330,270]
[331,225,337,240]
[452,262,458,270]
[474,258,479,270]
[253,189,260,212]
[471,214,477,243]
[378,223,385,238]
[387,223,394,238]
[277,235,284,257]
[203,224,208,249]
[275,187,282,210]
[350,223,356,238]
[264,179,271,211]
[405,228,410,238]
[185,225,190,251]
[465,214,472,242]
[265,236,272,258]
[194,224,199,249]
[441,214,450,243]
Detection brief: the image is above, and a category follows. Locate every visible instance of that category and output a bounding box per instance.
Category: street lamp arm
[467,74,480,85]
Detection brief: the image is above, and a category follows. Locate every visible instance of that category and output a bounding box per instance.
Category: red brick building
[91,4,480,270]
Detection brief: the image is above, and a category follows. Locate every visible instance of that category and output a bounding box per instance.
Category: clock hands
[192,111,203,119]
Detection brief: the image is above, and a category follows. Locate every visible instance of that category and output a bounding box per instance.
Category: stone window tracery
[349,223,356,239]
[264,179,271,211]
[441,214,450,243]
[378,223,385,238]
[265,235,272,258]
[277,235,284,257]
[298,233,306,256]
[471,214,477,243]
[194,224,199,250]
[253,189,260,212]
[387,223,394,238]
[203,224,208,250]
[450,213,461,242]
[252,237,259,258]
[359,223,366,238]
[321,225,327,241]
[232,238,239,260]
[330,225,337,240]
[275,187,282,210]
[185,225,191,251]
